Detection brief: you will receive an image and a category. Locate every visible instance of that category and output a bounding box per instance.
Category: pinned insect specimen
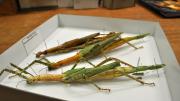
[0,57,165,92]
[36,32,119,58]
[16,32,149,72]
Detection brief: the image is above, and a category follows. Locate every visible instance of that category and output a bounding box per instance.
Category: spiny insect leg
[92,83,111,92]
[96,57,134,68]
[0,69,28,79]
[123,73,155,86]
[82,57,96,67]
[71,61,79,70]
[9,58,49,78]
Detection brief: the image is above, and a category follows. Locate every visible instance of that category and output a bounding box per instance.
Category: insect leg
[82,74,110,92]
[9,59,49,78]
[124,74,155,86]
[96,57,135,68]
[22,59,50,71]
[10,63,33,76]
[132,72,144,76]
[81,57,96,67]
[95,58,114,67]
[41,58,51,64]
[71,61,79,70]
[92,83,111,92]
[101,50,108,60]
[126,42,143,49]
[0,69,28,80]
[8,63,34,79]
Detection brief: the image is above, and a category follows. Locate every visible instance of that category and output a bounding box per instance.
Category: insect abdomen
[63,62,120,82]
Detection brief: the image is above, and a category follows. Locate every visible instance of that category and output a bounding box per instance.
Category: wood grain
[0,4,179,63]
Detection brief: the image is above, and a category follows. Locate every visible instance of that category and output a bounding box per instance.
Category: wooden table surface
[0,4,179,63]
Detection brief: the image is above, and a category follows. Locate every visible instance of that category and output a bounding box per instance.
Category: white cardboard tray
[0,14,179,101]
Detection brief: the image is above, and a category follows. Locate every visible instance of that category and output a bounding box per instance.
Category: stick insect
[36,32,119,58]
[16,32,150,72]
[0,57,165,92]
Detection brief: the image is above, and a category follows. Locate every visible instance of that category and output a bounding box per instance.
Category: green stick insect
[12,32,149,74]
[0,57,165,92]
[36,32,118,58]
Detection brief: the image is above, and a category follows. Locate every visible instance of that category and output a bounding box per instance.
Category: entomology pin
[154,58,160,78]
